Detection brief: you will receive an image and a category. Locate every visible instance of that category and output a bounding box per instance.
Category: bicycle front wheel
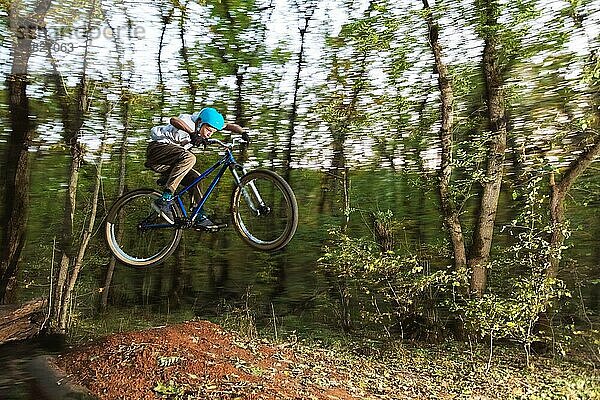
[105,188,182,268]
[231,169,298,251]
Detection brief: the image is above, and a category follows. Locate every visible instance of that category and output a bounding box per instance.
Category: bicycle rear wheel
[231,169,298,251]
[105,188,182,268]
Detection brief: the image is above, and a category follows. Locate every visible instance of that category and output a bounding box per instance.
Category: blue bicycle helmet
[194,107,225,130]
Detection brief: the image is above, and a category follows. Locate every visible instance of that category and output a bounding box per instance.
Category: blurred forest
[0,0,599,361]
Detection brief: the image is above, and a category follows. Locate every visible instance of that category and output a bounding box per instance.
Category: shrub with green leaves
[319,220,455,339]
[319,176,574,352]
[455,176,571,361]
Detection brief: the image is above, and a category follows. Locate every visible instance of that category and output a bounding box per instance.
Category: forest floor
[53,320,599,400]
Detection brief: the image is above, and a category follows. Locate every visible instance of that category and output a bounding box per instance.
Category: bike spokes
[106,190,182,268]
[232,170,298,251]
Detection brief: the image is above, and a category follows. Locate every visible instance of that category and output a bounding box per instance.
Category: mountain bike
[105,137,298,268]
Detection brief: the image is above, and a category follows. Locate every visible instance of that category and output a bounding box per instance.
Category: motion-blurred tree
[0,0,52,304]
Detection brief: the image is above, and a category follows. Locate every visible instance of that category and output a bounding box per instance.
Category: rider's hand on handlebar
[190,132,207,148]
[223,123,250,144]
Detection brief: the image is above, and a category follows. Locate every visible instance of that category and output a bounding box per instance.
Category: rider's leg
[180,168,203,205]
[146,142,196,194]
[180,169,220,229]
[145,142,196,223]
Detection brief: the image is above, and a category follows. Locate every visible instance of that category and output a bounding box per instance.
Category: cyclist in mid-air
[145,107,243,230]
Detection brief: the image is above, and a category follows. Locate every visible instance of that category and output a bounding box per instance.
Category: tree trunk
[57,136,105,330]
[317,39,366,220]
[100,5,135,309]
[537,135,600,341]
[548,139,600,278]
[469,1,507,297]
[179,4,197,108]
[50,0,94,330]
[101,97,130,310]
[169,244,185,309]
[548,175,566,279]
[1,75,32,304]
[157,8,173,117]
[234,69,250,163]
[53,143,84,326]
[285,7,315,178]
[0,0,53,304]
[48,57,87,325]
[422,0,467,273]
[547,44,600,276]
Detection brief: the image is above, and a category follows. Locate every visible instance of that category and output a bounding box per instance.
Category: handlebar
[203,137,247,149]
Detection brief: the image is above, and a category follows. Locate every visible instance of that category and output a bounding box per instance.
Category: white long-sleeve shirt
[150,113,199,149]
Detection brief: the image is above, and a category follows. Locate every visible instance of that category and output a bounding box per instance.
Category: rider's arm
[170,117,193,134]
[223,123,244,134]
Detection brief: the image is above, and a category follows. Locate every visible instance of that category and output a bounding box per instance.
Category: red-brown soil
[54,321,392,400]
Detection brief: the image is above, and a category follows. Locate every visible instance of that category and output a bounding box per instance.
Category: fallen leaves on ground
[54,321,408,399]
[53,320,600,400]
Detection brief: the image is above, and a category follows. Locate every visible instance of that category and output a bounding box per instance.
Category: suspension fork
[230,165,267,215]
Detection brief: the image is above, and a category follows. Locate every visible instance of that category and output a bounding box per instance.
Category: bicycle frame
[167,145,267,227]
[106,137,298,266]
[168,147,235,224]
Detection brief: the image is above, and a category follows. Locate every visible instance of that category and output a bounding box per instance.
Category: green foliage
[217,287,259,339]
[2,0,598,373]
[269,46,292,65]
[318,3,406,141]
[339,4,400,53]
[319,211,457,337]
[473,0,562,77]
[318,173,581,352]
[204,0,267,72]
[457,176,572,360]
[586,52,600,83]
[450,130,493,208]
[459,276,567,342]
[153,380,183,396]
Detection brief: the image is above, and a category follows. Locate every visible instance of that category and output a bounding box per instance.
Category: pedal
[193,222,228,233]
